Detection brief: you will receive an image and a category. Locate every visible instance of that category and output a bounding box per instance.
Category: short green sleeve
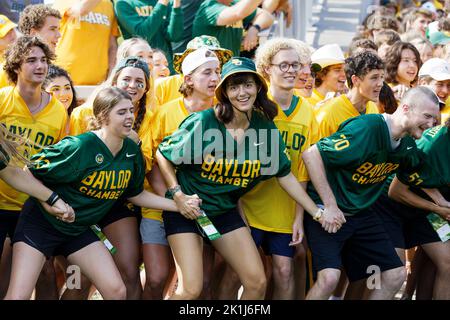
[29,136,82,184]
[317,117,379,169]
[196,1,223,26]
[158,112,204,166]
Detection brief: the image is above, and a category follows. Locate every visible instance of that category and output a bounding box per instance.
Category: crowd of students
[0,0,448,300]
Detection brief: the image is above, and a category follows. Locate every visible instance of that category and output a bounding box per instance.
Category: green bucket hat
[215,57,268,103]
[173,35,233,74]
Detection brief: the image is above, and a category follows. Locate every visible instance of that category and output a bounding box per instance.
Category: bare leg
[34,259,58,300]
[331,269,348,299]
[306,268,341,300]
[54,256,92,300]
[293,243,307,300]
[142,243,172,300]
[211,227,266,300]
[215,263,241,300]
[368,267,406,300]
[200,244,215,299]
[166,233,204,300]
[5,242,46,300]
[67,241,126,300]
[271,254,295,299]
[345,279,368,300]
[421,241,450,299]
[416,253,435,300]
[103,217,142,299]
[0,238,12,299]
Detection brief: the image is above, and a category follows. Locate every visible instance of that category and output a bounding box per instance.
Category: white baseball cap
[311,44,345,69]
[181,47,220,75]
[418,58,450,81]
[421,2,437,14]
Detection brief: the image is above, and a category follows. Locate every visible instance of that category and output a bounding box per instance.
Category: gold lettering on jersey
[425,125,441,138]
[79,170,132,199]
[227,20,243,29]
[352,162,399,185]
[135,5,154,17]
[80,12,111,26]
[4,124,56,152]
[200,154,261,187]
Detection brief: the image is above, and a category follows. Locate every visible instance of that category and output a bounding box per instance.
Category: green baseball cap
[215,57,268,103]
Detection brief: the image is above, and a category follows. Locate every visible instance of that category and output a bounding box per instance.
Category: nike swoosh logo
[407,147,413,150]
[254,142,264,146]
[126,153,136,157]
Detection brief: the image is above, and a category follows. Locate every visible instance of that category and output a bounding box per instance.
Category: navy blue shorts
[0,209,20,254]
[12,198,99,259]
[372,193,441,249]
[162,208,246,243]
[304,207,403,282]
[250,227,295,258]
[98,198,141,229]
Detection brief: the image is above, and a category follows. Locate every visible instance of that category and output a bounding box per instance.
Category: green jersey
[192,0,256,56]
[308,114,423,215]
[114,0,184,73]
[158,108,291,216]
[397,125,450,196]
[29,132,145,236]
[171,0,203,53]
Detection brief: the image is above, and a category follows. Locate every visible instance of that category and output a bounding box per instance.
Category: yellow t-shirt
[306,88,325,108]
[0,65,11,89]
[0,87,67,211]
[240,94,320,233]
[69,102,93,136]
[154,74,183,108]
[54,0,119,85]
[145,97,202,221]
[316,95,379,138]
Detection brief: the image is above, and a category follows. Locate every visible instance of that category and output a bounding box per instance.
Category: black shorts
[250,227,295,258]
[304,207,403,282]
[0,209,20,254]
[372,193,441,249]
[162,208,246,243]
[12,198,99,259]
[98,198,141,229]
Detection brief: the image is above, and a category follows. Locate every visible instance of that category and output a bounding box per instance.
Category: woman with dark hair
[385,42,422,100]
[156,57,326,300]
[43,65,78,116]
[377,82,398,114]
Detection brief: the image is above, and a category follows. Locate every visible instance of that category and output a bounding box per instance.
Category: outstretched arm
[156,150,201,219]
[0,166,74,222]
[389,177,450,221]
[216,0,263,26]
